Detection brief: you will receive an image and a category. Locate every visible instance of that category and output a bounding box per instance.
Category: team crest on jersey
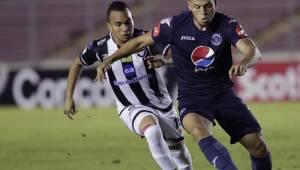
[123,64,136,77]
[137,47,147,58]
[211,33,222,46]
[236,24,247,38]
[191,46,215,72]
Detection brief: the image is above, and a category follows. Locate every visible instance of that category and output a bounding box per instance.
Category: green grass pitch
[0,102,299,170]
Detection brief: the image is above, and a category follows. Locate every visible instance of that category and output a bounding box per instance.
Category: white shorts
[119,104,183,143]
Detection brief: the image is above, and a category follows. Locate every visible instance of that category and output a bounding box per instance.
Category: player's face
[107,9,134,45]
[188,0,216,29]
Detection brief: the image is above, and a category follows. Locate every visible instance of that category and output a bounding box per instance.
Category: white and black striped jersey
[80,29,172,113]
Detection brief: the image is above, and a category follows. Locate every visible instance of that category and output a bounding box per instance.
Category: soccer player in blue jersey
[96,0,272,169]
[64,1,193,170]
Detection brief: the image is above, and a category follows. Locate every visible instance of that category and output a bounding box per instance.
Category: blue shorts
[178,86,261,144]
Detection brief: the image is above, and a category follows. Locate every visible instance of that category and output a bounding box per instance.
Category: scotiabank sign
[0,67,115,109]
[236,61,300,101]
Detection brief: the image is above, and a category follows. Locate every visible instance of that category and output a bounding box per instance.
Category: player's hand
[147,56,166,69]
[64,98,78,120]
[95,61,111,83]
[229,64,247,78]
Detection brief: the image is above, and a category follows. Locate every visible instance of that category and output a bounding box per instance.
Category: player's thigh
[182,112,213,140]
[119,105,158,136]
[178,98,214,135]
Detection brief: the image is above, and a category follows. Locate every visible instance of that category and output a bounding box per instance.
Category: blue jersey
[152,11,248,99]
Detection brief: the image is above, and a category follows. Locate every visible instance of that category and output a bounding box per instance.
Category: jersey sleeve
[79,40,102,66]
[226,18,249,47]
[151,17,173,46]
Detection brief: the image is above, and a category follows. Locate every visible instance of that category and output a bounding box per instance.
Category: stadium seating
[262,23,300,52]
[0,0,299,62]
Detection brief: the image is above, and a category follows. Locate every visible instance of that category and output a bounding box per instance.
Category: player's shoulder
[81,34,110,58]
[214,12,238,25]
[171,10,192,27]
[84,34,110,50]
[210,12,239,32]
[156,10,192,32]
[94,34,111,47]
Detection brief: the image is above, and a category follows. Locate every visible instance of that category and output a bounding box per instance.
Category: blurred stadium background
[0,0,299,170]
[1,0,300,108]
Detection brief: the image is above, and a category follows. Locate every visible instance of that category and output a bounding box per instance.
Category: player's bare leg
[182,113,212,141]
[182,112,237,170]
[139,115,176,170]
[239,133,272,170]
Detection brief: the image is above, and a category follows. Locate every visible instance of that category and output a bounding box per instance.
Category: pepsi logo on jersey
[191,46,215,68]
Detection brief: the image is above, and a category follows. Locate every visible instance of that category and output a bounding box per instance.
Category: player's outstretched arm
[95,32,155,82]
[229,38,261,78]
[64,56,83,120]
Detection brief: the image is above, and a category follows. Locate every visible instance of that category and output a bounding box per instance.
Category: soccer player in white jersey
[64,1,192,170]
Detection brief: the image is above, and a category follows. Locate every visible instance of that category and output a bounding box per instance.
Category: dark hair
[106,1,131,22]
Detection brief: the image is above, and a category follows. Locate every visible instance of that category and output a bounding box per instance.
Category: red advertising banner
[235,61,300,101]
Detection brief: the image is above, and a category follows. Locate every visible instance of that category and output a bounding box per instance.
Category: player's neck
[111,35,126,47]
